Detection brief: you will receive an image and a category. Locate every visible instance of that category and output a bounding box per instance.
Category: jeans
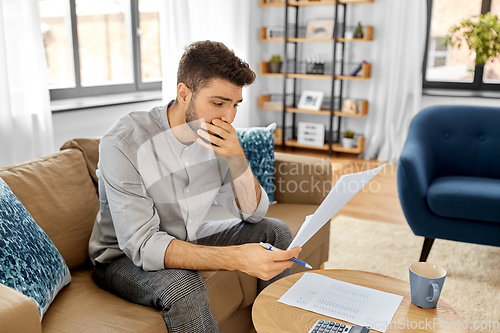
[93,217,292,333]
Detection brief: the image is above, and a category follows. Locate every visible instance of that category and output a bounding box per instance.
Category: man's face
[185,78,243,130]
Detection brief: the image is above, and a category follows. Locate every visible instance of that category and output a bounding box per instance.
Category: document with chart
[278,273,403,333]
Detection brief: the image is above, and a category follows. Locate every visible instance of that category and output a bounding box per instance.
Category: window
[39,0,162,100]
[423,0,500,90]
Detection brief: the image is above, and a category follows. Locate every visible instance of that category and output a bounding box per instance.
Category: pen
[260,242,312,269]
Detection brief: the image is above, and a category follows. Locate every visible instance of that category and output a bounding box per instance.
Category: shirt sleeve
[215,160,269,223]
[98,135,173,271]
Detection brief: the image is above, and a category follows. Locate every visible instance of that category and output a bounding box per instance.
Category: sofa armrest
[0,284,41,333]
[273,152,332,205]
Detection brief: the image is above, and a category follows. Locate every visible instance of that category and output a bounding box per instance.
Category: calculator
[307,319,370,333]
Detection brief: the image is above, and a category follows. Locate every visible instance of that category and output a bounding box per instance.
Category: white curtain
[0,0,54,167]
[362,0,427,163]
[159,0,252,128]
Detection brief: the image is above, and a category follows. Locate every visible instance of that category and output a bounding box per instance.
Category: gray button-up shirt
[89,104,269,271]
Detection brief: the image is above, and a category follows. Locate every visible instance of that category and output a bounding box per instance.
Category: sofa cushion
[0,149,100,269]
[42,268,243,333]
[0,178,71,318]
[60,138,100,192]
[236,123,276,202]
[427,176,500,223]
[273,152,332,205]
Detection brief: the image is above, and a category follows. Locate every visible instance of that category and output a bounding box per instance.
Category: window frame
[423,0,500,91]
[48,0,161,101]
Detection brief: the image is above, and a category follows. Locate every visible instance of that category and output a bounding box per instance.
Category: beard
[185,97,203,133]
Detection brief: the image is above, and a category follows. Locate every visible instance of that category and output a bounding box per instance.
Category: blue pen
[260,242,312,269]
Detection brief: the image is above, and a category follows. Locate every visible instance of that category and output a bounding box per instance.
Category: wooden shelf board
[289,38,334,43]
[286,107,331,115]
[340,0,374,4]
[334,111,366,117]
[336,75,369,80]
[260,62,371,80]
[260,102,283,111]
[288,73,333,79]
[260,73,284,78]
[260,102,333,116]
[275,139,330,151]
[262,37,285,42]
[288,0,337,6]
[331,143,363,154]
[275,136,365,154]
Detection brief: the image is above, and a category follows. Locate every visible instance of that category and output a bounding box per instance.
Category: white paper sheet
[288,163,386,249]
[278,273,403,333]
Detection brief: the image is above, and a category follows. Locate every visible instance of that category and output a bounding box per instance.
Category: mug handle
[427,282,441,302]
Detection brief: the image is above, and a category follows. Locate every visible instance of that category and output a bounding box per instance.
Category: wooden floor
[279,148,407,226]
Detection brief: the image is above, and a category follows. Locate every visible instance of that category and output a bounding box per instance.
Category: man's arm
[164,239,301,281]
[222,155,262,214]
[196,119,262,214]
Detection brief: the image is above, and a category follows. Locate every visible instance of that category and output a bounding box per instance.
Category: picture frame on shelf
[305,19,334,39]
[297,90,324,111]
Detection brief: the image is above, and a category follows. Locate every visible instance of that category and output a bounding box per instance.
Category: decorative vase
[270,62,282,73]
[342,137,355,149]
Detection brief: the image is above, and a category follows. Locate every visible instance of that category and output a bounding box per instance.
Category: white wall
[421,95,500,109]
[51,100,163,151]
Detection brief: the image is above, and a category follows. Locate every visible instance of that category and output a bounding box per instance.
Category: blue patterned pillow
[0,178,71,319]
[237,123,276,202]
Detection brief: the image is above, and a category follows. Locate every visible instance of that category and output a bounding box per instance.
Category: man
[89,40,300,332]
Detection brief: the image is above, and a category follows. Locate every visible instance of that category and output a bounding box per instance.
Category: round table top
[252,269,467,333]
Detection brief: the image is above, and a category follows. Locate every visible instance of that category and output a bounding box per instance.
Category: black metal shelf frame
[281,0,348,156]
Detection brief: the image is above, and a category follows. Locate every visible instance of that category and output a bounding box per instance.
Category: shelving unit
[258,0,374,155]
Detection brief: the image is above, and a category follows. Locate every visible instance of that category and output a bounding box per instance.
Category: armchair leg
[419,238,435,262]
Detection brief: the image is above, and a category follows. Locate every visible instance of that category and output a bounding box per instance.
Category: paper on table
[278,273,403,333]
[288,163,386,250]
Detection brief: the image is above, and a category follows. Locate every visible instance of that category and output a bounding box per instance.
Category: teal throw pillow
[0,178,71,319]
[236,123,276,202]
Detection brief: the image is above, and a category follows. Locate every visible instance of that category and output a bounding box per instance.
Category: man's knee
[260,217,292,248]
[155,269,209,309]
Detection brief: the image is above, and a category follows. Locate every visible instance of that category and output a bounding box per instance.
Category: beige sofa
[0,138,332,333]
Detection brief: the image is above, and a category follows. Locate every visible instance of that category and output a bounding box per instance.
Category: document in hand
[287,163,386,250]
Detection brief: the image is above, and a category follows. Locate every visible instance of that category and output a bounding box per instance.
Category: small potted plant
[269,54,282,73]
[446,12,500,68]
[354,22,364,39]
[342,130,356,149]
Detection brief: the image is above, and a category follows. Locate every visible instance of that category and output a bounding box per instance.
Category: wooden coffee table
[252,269,467,333]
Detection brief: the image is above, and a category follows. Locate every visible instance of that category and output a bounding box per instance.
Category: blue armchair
[397,105,500,261]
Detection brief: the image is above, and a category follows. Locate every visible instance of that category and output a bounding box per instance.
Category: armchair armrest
[0,284,41,333]
[398,141,435,199]
[273,152,332,205]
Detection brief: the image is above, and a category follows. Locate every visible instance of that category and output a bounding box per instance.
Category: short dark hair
[177,40,256,97]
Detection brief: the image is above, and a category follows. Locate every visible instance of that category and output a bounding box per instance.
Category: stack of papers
[278,273,403,333]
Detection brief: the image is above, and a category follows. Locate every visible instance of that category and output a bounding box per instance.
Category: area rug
[324,215,500,332]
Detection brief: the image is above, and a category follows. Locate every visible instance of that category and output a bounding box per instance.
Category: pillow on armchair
[0,178,71,318]
[236,123,276,203]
